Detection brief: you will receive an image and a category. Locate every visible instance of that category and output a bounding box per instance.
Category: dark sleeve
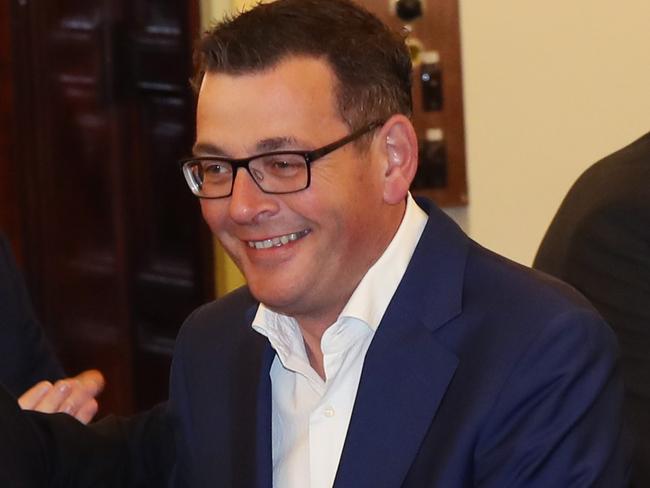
[548,203,650,486]
[0,233,65,395]
[0,382,174,487]
[0,379,50,487]
[557,203,650,379]
[475,309,631,487]
[86,403,176,487]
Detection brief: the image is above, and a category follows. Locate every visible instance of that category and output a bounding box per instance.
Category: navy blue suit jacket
[168,199,630,487]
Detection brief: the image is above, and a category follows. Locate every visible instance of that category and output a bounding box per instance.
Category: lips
[246,229,311,249]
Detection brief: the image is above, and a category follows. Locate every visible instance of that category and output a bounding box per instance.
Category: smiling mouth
[247,229,311,249]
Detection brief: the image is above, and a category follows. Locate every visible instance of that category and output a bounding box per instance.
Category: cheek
[307,175,373,240]
[199,201,227,235]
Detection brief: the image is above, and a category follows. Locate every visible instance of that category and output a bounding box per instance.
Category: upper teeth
[248,229,309,249]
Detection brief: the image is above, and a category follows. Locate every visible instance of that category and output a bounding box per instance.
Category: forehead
[196,56,346,148]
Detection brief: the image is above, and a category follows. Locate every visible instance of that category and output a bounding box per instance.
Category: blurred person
[1,232,104,424]
[535,131,650,487]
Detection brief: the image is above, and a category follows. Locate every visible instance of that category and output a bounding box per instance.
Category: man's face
[195,56,399,326]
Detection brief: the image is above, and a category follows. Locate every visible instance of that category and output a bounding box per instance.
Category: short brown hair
[193,0,412,131]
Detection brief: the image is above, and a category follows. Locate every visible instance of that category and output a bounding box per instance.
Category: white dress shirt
[252,194,427,488]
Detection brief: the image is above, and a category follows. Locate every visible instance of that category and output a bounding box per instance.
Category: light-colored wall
[459,0,650,264]
[200,0,272,29]
[199,0,229,29]
[199,0,650,293]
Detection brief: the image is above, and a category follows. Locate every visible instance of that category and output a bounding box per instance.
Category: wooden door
[0,0,21,260]
[8,0,211,415]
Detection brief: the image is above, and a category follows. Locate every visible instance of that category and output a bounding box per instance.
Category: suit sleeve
[0,233,65,395]
[474,309,631,487]
[0,377,50,487]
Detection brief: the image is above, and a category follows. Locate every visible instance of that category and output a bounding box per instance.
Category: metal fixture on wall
[359,0,467,206]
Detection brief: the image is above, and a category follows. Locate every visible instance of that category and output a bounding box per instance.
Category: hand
[18,369,105,424]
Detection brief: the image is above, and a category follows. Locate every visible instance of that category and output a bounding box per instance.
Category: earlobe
[379,115,418,205]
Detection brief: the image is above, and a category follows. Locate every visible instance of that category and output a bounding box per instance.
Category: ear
[376,115,419,205]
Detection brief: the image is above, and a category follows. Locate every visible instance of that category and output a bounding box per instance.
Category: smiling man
[0,0,631,486]
[164,0,630,486]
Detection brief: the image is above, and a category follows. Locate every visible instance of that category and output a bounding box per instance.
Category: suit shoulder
[467,242,609,330]
[454,243,619,403]
[175,286,258,350]
[565,132,650,206]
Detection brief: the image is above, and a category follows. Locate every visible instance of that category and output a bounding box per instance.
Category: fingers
[26,379,76,414]
[74,398,99,425]
[74,369,105,397]
[18,381,54,410]
[57,377,101,423]
[18,369,106,424]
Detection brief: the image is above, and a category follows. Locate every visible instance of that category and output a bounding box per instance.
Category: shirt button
[324,406,335,418]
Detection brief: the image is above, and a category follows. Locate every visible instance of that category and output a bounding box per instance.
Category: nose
[228,167,279,224]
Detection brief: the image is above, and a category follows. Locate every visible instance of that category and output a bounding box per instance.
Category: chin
[247,281,297,312]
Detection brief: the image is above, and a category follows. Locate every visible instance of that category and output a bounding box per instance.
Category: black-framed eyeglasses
[178,120,384,199]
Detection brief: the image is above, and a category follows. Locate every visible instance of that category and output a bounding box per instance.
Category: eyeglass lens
[184,153,309,198]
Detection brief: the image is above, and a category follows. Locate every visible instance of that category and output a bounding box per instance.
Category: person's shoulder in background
[0,231,65,395]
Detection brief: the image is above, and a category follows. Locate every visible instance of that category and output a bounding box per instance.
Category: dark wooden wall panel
[8,0,211,415]
[125,0,209,395]
[27,1,134,414]
[1,0,22,260]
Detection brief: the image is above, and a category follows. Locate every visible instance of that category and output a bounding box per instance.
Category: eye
[256,154,306,178]
[203,162,229,175]
[273,160,292,170]
[198,161,233,186]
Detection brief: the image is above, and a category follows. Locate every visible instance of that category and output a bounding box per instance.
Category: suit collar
[399,198,468,330]
[255,343,274,488]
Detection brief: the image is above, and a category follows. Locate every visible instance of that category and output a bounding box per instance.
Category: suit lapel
[334,312,458,488]
[255,344,275,488]
[334,201,469,487]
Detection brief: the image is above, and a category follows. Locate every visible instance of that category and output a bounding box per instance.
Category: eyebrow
[192,142,228,157]
[255,136,300,153]
[192,136,305,158]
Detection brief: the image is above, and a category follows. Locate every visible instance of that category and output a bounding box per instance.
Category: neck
[302,328,327,380]
[296,312,338,381]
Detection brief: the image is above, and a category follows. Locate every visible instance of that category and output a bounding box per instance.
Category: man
[0,232,104,424]
[165,0,628,485]
[534,131,650,487]
[0,0,631,486]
